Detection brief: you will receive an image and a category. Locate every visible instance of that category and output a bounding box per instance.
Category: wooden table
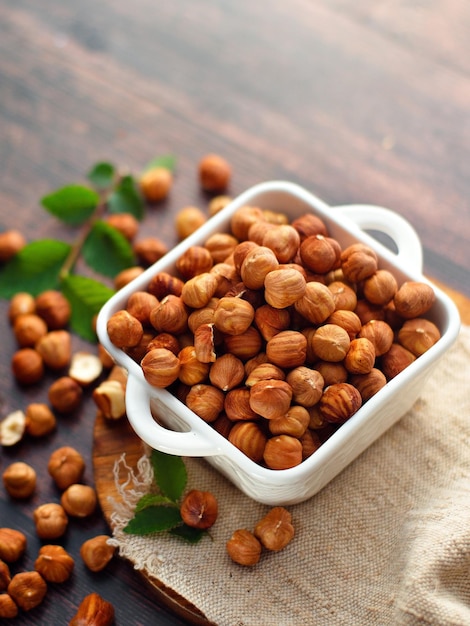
[1,1,469,624]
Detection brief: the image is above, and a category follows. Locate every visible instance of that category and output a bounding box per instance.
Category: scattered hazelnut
[0,229,26,262]
[114,266,145,290]
[35,290,71,329]
[105,212,139,240]
[133,237,169,266]
[25,403,57,437]
[13,313,47,347]
[11,348,44,384]
[226,529,262,566]
[180,490,218,529]
[92,379,126,420]
[8,292,36,323]
[80,535,116,572]
[69,351,103,386]
[35,329,72,370]
[2,461,36,498]
[34,545,74,583]
[0,528,27,562]
[140,166,173,202]
[61,484,97,518]
[254,507,294,551]
[33,503,68,539]
[175,206,207,240]
[47,446,85,490]
[48,376,83,413]
[69,592,115,626]
[0,560,11,591]
[0,592,17,618]
[0,410,26,446]
[198,154,231,192]
[8,571,47,612]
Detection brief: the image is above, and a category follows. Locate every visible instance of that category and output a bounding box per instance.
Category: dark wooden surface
[1,1,469,624]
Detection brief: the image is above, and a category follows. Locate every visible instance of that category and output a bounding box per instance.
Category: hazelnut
[140,166,173,202]
[228,421,267,462]
[249,380,293,420]
[344,337,376,375]
[245,362,286,387]
[315,361,348,386]
[300,428,322,458]
[180,489,218,529]
[105,212,139,240]
[0,593,17,618]
[263,435,303,469]
[80,535,116,572]
[381,343,416,379]
[204,232,239,264]
[397,318,441,356]
[299,234,340,274]
[223,326,263,361]
[33,503,68,539]
[291,213,328,240]
[254,507,294,551]
[294,282,335,325]
[25,403,56,437]
[48,376,83,413]
[0,410,26,446]
[107,309,144,348]
[141,348,181,388]
[262,224,300,263]
[133,237,169,266]
[61,484,97,517]
[363,269,398,305]
[319,382,362,424]
[181,273,219,309]
[268,405,310,438]
[2,461,36,499]
[230,206,265,241]
[148,271,184,299]
[177,346,210,386]
[264,268,306,308]
[311,324,351,362]
[0,528,27,562]
[69,351,103,386]
[114,266,145,290]
[266,330,307,369]
[13,313,48,347]
[126,291,159,326]
[48,446,85,490]
[209,353,245,391]
[11,348,44,384]
[254,304,291,341]
[286,366,324,407]
[194,323,218,363]
[0,229,26,262]
[69,592,115,626]
[198,154,231,191]
[327,281,357,311]
[326,309,362,340]
[8,292,36,323]
[93,379,127,420]
[226,529,262,566]
[394,281,436,319]
[340,243,378,282]
[349,368,387,401]
[358,319,394,357]
[240,246,279,290]
[176,245,213,279]
[208,195,232,216]
[224,388,258,422]
[8,571,47,611]
[354,299,386,325]
[34,545,74,583]
[150,294,189,335]
[147,332,181,355]
[185,384,225,422]
[213,296,255,336]
[175,206,207,240]
[35,290,71,329]
[0,560,11,591]
[35,329,72,370]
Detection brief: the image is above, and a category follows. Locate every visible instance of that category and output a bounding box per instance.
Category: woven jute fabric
[109,325,470,626]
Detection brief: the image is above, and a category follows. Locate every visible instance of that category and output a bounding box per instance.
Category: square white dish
[96,181,460,505]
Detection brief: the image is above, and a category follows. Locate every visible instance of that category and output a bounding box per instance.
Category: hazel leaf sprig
[0,156,176,342]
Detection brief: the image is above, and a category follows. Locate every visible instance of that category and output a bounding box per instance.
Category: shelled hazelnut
[34,545,74,583]
[2,461,37,499]
[47,446,85,490]
[7,571,47,611]
[61,484,97,518]
[80,535,116,572]
[0,528,27,563]
[33,503,68,539]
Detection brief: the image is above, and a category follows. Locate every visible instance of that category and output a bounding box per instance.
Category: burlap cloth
[108,325,470,626]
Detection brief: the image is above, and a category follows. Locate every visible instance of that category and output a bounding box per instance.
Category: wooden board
[92,283,469,625]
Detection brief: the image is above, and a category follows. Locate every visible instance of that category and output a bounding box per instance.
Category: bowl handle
[333,204,423,273]
[125,374,220,457]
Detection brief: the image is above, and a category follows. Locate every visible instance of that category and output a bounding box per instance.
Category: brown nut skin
[140,166,173,202]
[397,318,441,356]
[363,269,398,306]
[198,154,231,192]
[344,337,376,375]
[0,229,26,262]
[265,330,307,369]
[13,313,48,347]
[254,304,291,342]
[393,281,436,319]
[47,446,85,490]
[226,529,262,566]
[69,592,115,626]
[48,376,83,413]
[228,421,267,463]
[0,592,18,618]
[340,243,378,282]
[8,292,36,323]
[299,234,339,274]
[294,282,335,325]
[33,503,68,540]
[175,206,207,240]
[141,348,181,388]
[262,224,301,263]
[34,545,74,583]
[107,309,144,348]
[319,382,362,424]
[8,571,47,612]
[133,237,169,266]
[213,296,255,336]
[0,528,27,562]
[180,490,218,529]
[358,319,394,357]
[264,268,306,308]
[147,271,184,300]
[263,435,303,470]
[249,380,293,421]
[11,348,44,385]
[254,507,295,551]
[209,353,245,391]
[240,246,279,290]
[0,560,11,591]
[311,324,351,362]
[2,461,37,499]
[61,484,97,518]
[349,368,387,402]
[176,245,214,279]
[185,384,225,423]
[35,290,71,329]
[105,212,139,241]
[381,343,416,379]
[224,388,259,422]
[35,329,72,370]
[80,535,116,572]
[25,402,57,437]
[286,366,324,408]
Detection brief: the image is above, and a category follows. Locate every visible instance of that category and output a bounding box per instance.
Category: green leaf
[0,239,71,298]
[61,274,115,342]
[144,154,177,173]
[108,175,144,220]
[169,524,206,544]
[41,185,100,226]
[150,449,187,502]
[123,504,182,535]
[87,162,116,190]
[135,493,174,513]
[82,221,135,278]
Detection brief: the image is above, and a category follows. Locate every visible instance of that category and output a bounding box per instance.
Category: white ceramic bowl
[96,181,460,505]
